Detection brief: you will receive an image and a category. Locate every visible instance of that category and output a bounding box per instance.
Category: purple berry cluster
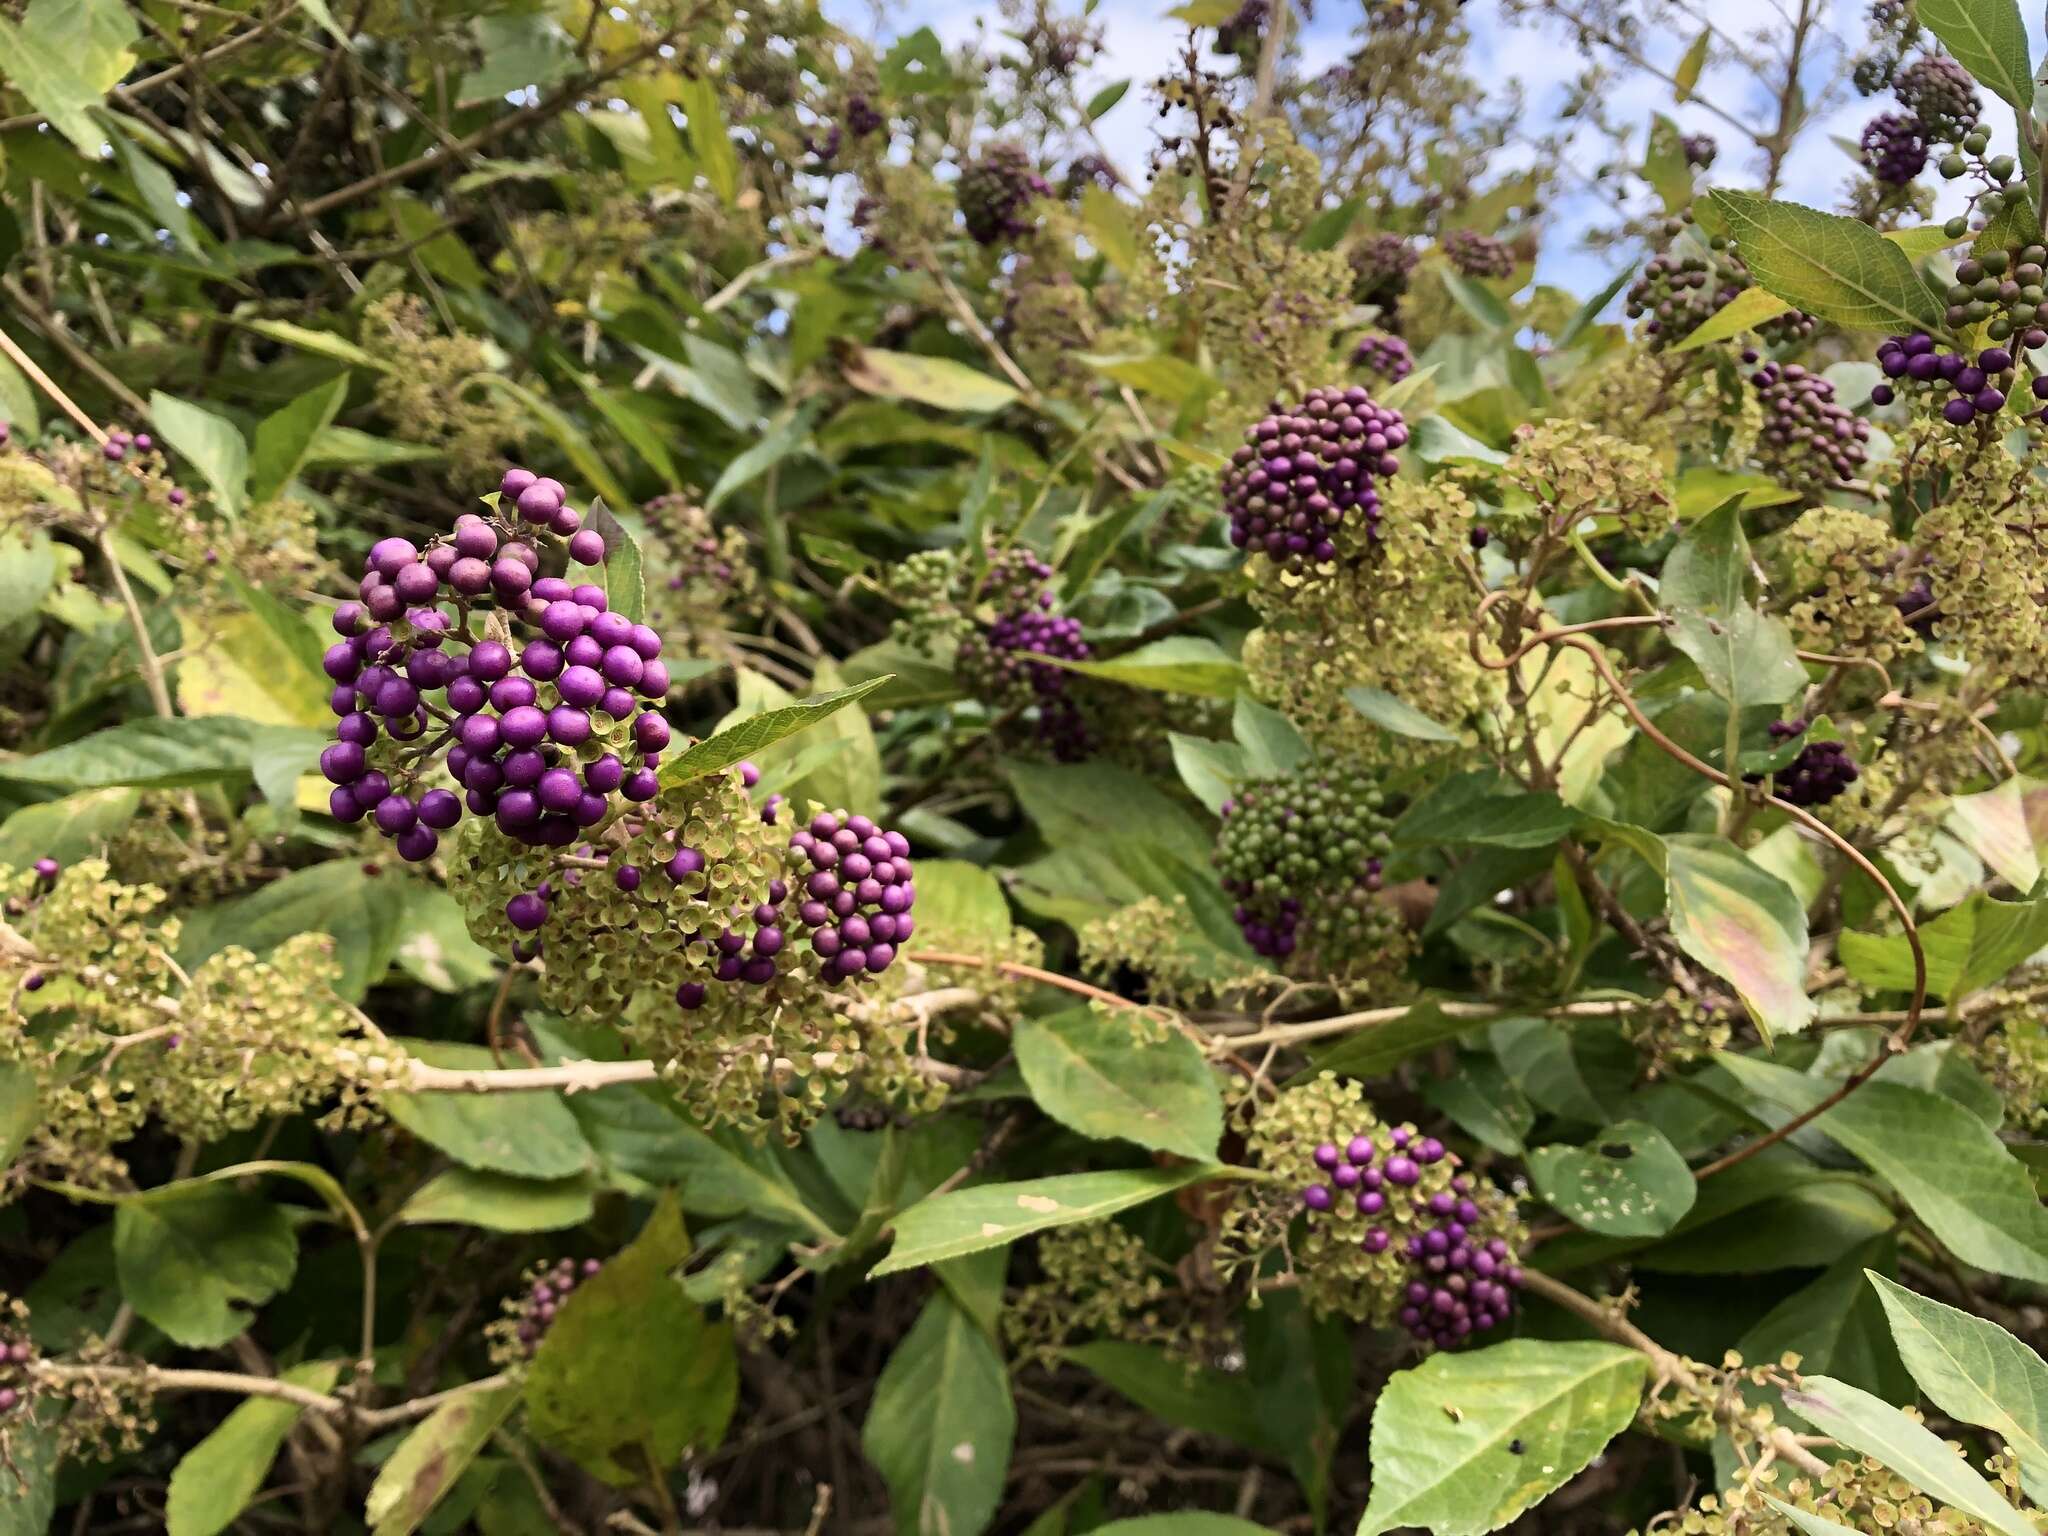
[1302,1130,1523,1348]
[1442,229,1516,280]
[0,1315,34,1418]
[957,145,1051,246]
[1681,132,1717,168]
[1860,112,1927,184]
[1062,154,1120,197]
[1746,355,1871,488]
[1222,386,1408,566]
[318,467,672,868]
[1894,54,1980,142]
[99,427,154,463]
[1871,333,2021,425]
[502,1256,603,1356]
[1351,332,1414,385]
[1772,727,1860,807]
[778,810,916,987]
[1216,0,1267,55]
[1350,233,1419,313]
[954,549,1093,760]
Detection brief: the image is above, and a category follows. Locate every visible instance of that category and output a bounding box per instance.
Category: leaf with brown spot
[365,1381,520,1536]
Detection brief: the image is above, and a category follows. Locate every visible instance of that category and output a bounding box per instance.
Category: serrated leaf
[871,1166,1217,1276]
[658,677,888,785]
[862,1290,1015,1536]
[1014,1006,1222,1161]
[0,715,270,791]
[166,1360,343,1536]
[1674,287,1798,351]
[249,376,350,504]
[1917,0,2032,110]
[1346,686,1461,743]
[1715,1054,2048,1282]
[1837,891,2048,998]
[1040,635,1241,697]
[525,1196,734,1484]
[844,348,1018,413]
[1945,778,2040,894]
[1710,191,1943,332]
[0,0,137,155]
[1662,497,1808,707]
[1528,1120,1696,1237]
[1066,1341,1276,1449]
[366,1381,520,1536]
[1355,1340,1647,1536]
[1867,1272,2048,1501]
[1170,732,1246,814]
[1784,1375,2038,1536]
[114,1185,297,1347]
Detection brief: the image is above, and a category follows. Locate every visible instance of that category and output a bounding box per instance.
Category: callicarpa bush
[12,0,2048,1531]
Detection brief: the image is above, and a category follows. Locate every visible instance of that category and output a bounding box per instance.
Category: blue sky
[817,0,2046,299]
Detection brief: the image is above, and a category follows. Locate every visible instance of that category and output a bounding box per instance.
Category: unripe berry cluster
[1745,355,1871,490]
[1222,386,1407,566]
[1858,111,1926,184]
[1625,234,1814,351]
[1935,244,2048,343]
[957,144,1051,246]
[318,468,673,867]
[1894,53,1980,142]
[1441,229,1515,280]
[1227,1075,1524,1339]
[954,548,1093,760]
[1934,122,2019,204]
[1871,333,2021,425]
[1351,331,1414,385]
[490,1256,604,1362]
[1213,768,1411,986]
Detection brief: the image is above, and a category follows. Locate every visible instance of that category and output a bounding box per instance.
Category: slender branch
[1518,1272,1831,1477]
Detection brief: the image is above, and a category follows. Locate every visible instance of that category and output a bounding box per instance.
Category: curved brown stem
[1471,599,1928,1180]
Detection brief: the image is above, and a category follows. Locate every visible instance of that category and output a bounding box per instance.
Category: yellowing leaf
[842,348,1019,413]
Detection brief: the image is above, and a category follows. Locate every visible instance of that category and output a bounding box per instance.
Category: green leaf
[658,677,887,786]
[1674,29,1710,97]
[250,376,350,505]
[384,1042,593,1180]
[176,860,406,1002]
[1396,773,1578,849]
[1837,891,2048,998]
[910,860,1014,948]
[166,1361,343,1536]
[1661,497,1808,707]
[1014,1006,1222,1161]
[1490,1016,1610,1123]
[1709,191,1944,332]
[1440,268,1513,331]
[0,715,270,791]
[150,391,249,515]
[1302,197,1364,252]
[1916,0,2032,110]
[1784,1375,2038,1536]
[1065,1341,1275,1449]
[1081,183,1143,273]
[1762,1498,1868,1536]
[526,1196,735,1484]
[871,1166,1217,1276]
[1046,636,1243,698]
[0,787,139,870]
[1082,353,1220,408]
[239,318,389,372]
[0,1414,60,1533]
[1170,733,1247,815]
[1233,694,1312,776]
[392,886,499,993]
[114,1185,297,1347]
[1736,1239,1908,1398]
[1867,1272,2048,1502]
[366,1382,521,1536]
[1528,1120,1696,1237]
[706,408,813,511]
[586,499,646,625]
[1355,1340,1647,1536]
[1085,79,1130,120]
[861,1289,1016,1536]
[1345,686,1462,743]
[1673,287,1799,352]
[0,0,137,154]
[677,74,739,204]
[1945,779,2041,894]
[845,348,1019,413]
[1094,1518,1274,1536]
[1715,1054,2048,1282]
[1663,835,1817,1039]
[398,1169,597,1232]
[1643,115,1693,216]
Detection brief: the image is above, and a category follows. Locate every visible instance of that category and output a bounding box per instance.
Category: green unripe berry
[1989,316,2014,339]
[1941,154,1969,178]
[1990,155,2018,182]
[1945,216,1969,238]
